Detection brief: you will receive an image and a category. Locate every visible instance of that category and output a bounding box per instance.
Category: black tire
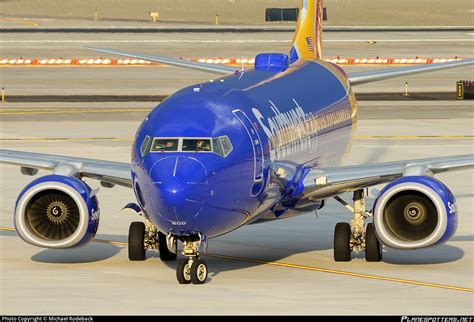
[334,222,352,262]
[190,258,208,284]
[176,259,192,284]
[128,222,146,261]
[158,231,177,261]
[365,223,382,262]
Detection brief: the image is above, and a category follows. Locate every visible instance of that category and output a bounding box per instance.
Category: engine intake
[26,189,81,240]
[373,176,457,249]
[15,175,100,248]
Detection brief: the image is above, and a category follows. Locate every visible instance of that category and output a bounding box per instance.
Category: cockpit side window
[219,136,233,156]
[151,138,179,152]
[212,136,233,157]
[140,135,152,157]
[182,139,212,152]
[212,138,224,156]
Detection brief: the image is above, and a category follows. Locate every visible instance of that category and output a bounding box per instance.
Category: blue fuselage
[131,59,357,238]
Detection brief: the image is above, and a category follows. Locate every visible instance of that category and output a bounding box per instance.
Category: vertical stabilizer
[290,0,323,63]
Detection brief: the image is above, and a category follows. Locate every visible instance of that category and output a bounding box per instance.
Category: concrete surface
[0,28,473,315]
[1,0,473,26]
[0,101,473,315]
[0,31,472,95]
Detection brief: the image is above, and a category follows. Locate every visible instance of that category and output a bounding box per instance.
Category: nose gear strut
[176,234,209,284]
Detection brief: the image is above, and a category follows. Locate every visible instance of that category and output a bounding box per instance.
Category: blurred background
[0,0,472,26]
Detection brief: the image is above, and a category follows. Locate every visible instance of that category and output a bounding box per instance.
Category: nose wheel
[176,259,192,284]
[177,257,208,284]
[176,235,209,284]
[190,258,208,284]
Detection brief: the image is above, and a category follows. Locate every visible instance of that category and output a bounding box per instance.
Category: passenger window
[140,135,152,157]
[151,138,179,152]
[182,139,212,152]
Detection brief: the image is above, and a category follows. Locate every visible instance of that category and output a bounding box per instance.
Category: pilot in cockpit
[196,140,211,151]
[155,139,177,151]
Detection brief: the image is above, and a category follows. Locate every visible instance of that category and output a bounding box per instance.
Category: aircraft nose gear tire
[128,222,146,261]
[176,259,192,284]
[158,231,177,261]
[190,258,208,284]
[365,223,382,262]
[334,222,352,261]
[176,258,208,284]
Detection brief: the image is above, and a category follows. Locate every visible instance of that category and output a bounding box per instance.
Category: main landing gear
[333,189,382,262]
[128,220,177,262]
[176,236,209,284]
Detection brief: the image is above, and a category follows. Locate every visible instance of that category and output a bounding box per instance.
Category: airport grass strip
[0,226,472,293]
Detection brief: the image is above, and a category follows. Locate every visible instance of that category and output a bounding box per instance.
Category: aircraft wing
[0,149,132,188]
[348,59,474,86]
[301,154,474,200]
[86,47,237,75]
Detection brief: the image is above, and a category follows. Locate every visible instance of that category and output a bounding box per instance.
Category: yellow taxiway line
[0,18,39,26]
[0,226,472,293]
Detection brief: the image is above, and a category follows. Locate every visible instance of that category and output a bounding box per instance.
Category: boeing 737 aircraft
[1,0,473,284]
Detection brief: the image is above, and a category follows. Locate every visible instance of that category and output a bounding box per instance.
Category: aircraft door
[232,109,264,196]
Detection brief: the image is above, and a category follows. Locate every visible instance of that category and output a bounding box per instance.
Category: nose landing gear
[177,257,208,284]
[176,235,209,284]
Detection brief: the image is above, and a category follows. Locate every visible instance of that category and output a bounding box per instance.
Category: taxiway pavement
[0,29,473,315]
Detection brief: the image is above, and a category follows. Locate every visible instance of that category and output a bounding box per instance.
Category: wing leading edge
[0,149,132,188]
[86,47,237,75]
[301,154,474,201]
[348,58,474,86]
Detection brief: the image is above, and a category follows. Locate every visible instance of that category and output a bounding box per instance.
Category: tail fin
[290,0,323,63]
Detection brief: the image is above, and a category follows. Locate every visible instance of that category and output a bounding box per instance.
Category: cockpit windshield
[151,138,179,152]
[143,136,233,157]
[182,139,212,152]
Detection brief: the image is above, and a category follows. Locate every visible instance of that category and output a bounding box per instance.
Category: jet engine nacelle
[14,175,100,248]
[373,176,457,249]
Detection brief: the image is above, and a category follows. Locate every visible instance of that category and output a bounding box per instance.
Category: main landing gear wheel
[158,231,177,261]
[128,222,146,261]
[334,222,351,262]
[176,259,192,284]
[365,223,382,262]
[190,258,208,284]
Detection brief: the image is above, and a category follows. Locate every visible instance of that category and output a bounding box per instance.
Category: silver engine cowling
[373,176,457,249]
[14,175,100,248]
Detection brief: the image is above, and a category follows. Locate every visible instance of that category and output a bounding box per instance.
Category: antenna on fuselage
[238,56,245,80]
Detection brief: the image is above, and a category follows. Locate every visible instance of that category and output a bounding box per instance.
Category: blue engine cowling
[372,176,457,249]
[14,175,100,248]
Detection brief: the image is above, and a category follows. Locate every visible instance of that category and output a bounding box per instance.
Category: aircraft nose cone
[149,156,209,222]
[160,181,186,205]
